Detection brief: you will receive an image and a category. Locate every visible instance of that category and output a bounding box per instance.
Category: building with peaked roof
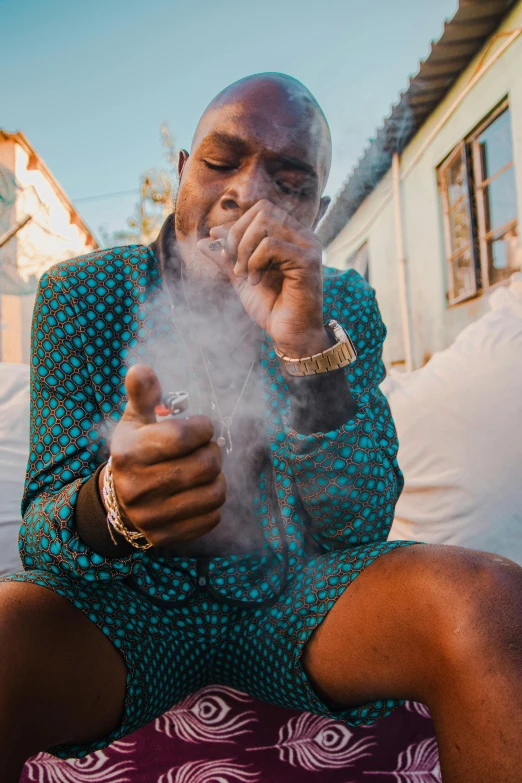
[321,0,522,370]
[0,130,97,363]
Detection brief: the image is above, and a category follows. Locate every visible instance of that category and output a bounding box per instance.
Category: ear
[178,149,189,181]
[313,196,330,231]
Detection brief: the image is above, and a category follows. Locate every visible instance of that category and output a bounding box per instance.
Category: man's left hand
[198,200,330,358]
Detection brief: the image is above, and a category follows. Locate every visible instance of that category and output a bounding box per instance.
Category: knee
[0,581,60,690]
[0,581,38,641]
[0,580,62,642]
[426,549,522,669]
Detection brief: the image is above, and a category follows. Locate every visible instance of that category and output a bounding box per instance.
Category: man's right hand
[100,364,226,548]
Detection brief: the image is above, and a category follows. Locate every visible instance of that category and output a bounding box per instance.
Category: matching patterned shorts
[2,539,413,759]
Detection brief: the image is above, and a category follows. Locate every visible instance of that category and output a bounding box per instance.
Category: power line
[73,188,139,203]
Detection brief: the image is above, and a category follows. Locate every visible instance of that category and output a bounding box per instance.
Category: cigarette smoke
[118,236,273,557]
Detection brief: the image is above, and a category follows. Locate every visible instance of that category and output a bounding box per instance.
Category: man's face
[174,86,330,270]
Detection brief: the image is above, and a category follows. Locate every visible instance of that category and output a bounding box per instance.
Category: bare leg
[0,581,127,782]
[302,545,522,783]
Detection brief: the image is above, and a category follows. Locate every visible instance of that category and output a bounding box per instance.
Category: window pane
[483,165,518,234]
[477,109,513,182]
[446,152,467,206]
[451,248,476,300]
[448,199,472,253]
[487,225,521,285]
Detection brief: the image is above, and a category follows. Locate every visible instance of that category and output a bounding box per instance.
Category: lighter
[156,391,190,418]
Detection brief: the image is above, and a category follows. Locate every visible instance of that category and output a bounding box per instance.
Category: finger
[111,415,214,468]
[246,237,305,285]
[166,473,227,522]
[235,213,270,279]
[135,473,227,530]
[114,442,221,503]
[146,510,222,548]
[223,200,273,264]
[123,364,162,426]
[232,208,312,279]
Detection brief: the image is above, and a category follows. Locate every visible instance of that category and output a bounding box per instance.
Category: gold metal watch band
[275,319,357,377]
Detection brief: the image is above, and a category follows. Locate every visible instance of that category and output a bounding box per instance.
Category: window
[439,102,520,305]
[439,143,478,303]
[471,104,520,287]
[347,242,369,282]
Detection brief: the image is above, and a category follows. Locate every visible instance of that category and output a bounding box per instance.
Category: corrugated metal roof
[318,0,517,248]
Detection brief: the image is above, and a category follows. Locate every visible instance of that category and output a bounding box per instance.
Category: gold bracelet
[102,458,152,551]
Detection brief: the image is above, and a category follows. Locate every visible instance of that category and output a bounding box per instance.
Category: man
[1,74,521,782]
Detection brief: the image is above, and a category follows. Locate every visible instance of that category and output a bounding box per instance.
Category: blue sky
[2,0,457,241]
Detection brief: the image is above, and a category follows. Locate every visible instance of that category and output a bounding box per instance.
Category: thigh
[0,572,210,760]
[0,579,126,760]
[224,540,414,726]
[225,541,521,727]
[302,542,520,709]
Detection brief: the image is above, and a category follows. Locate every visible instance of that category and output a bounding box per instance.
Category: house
[0,131,97,364]
[320,0,522,370]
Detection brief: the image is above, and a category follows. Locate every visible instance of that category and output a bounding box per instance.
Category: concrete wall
[325,2,522,369]
[0,138,97,363]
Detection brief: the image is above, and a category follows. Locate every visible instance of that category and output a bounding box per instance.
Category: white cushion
[0,363,29,574]
[384,273,522,565]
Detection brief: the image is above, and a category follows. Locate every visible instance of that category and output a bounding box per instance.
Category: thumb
[122,364,162,426]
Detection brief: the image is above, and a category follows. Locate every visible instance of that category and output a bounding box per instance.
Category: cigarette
[159,391,189,416]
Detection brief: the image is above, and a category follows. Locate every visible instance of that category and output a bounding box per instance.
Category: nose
[219,163,270,214]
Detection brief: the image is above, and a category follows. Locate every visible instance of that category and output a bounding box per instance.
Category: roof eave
[318,0,518,248]
[0,129,98,249]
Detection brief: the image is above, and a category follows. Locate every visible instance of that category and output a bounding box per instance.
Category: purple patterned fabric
[21,691,441,781]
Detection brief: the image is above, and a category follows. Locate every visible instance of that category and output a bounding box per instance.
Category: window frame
[469,100,518,290]
[439,142,478,305]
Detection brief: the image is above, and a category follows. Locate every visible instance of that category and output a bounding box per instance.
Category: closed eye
[277,181,309,198]
[203,160,236,172]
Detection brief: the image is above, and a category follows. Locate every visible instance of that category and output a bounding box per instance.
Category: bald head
[175,72,332,254]
[193,73,332,192]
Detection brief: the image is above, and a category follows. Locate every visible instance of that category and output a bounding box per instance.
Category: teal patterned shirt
[20,242,403,607]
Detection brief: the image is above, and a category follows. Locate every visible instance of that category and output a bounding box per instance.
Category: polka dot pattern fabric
[1,243,415,758]
[5,540,412,759]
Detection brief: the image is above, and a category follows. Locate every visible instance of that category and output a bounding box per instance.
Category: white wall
[0,138,97,363]
[14,144,93,283]
[326,2,522,369]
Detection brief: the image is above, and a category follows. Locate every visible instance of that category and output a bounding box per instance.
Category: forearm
[282,327,357,435]
[20,478,135,580]
[285,370,357,435]
[285,386,403,550]
[74,464,135,559]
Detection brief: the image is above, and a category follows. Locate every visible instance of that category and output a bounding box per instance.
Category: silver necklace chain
[200,349,255,454]
[227,318,257,353]
[164,260,256,454]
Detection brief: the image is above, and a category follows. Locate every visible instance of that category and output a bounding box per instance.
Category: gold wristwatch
[275,319,357,377]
